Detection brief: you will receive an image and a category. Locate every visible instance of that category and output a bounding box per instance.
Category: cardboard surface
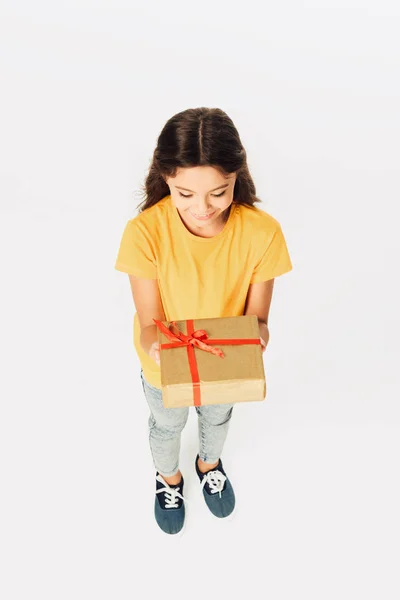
[157,315,266,408]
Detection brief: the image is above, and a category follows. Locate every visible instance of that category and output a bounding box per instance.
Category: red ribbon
[154,319,261,407]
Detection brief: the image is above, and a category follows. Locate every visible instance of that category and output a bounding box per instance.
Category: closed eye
[179,191,225,199]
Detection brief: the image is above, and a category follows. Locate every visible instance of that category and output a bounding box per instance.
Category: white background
[1,1,399,598]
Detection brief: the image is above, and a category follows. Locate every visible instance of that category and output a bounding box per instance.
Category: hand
[258,321,269,353]
[149,340,161,365]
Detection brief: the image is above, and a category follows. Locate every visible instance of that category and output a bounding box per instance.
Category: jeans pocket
[141,371,164,406]
[141,373,161,394]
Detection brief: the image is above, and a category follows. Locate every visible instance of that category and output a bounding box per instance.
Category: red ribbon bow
[153,319,225,358]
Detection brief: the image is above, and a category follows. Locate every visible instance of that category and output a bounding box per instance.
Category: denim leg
[195,402,234,464]
[140,372,189,477]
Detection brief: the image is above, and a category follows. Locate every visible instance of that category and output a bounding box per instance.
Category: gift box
[154,315,266,408]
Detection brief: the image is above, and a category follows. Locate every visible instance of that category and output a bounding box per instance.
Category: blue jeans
[140,371,234,478]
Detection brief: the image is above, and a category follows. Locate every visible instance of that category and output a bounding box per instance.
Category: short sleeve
[250,224,293,284]
[114,218,157,279]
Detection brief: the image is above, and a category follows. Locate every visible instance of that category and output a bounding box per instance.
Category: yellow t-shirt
[115,194,292,388]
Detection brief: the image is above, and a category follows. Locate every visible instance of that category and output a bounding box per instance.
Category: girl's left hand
[260,337,267,353]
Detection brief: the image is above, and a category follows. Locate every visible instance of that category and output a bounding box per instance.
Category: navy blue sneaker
[154,473,186,535]
[195,455,236,519]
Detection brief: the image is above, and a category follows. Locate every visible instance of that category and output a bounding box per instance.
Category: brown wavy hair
[136,107,261,212]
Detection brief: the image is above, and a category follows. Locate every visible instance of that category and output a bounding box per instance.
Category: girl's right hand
[148,340,161,366]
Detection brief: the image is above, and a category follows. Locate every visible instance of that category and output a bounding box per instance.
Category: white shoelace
[155,474,187,509]
[200,470,227,499]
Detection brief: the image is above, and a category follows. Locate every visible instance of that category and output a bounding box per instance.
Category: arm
[128,275,166,365]
[244,279,275,352]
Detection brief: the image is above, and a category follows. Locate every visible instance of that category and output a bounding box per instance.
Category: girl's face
[165,166,237,237]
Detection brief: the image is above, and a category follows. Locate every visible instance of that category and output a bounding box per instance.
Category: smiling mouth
[189,210,216,220]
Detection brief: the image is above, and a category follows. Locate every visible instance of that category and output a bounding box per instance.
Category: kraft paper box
[155,315,266,408]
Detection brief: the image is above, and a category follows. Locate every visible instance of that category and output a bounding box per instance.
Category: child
[114,107,292,535]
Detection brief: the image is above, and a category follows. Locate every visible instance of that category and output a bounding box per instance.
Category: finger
[155,350,160,365]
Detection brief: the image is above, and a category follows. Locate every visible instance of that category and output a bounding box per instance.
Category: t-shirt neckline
[167,194,238,243]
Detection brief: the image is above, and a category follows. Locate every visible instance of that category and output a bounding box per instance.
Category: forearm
[140,324,159,355]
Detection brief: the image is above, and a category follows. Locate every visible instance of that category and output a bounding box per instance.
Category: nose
[194,197,211,214]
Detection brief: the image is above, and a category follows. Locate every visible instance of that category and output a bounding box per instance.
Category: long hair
[136,107,261,212]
